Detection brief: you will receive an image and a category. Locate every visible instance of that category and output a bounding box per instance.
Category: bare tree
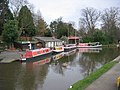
[101,7,120,43]
[9,0,33,18]
[78,20,87,38]
[101,7,120,32]
[79,7,101,35]
[33,10,48,36]
[33,10,42,26]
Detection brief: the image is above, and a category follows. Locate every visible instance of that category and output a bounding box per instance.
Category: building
[34,37,63,48]
[68,36,80,44]
[14,37,63,50]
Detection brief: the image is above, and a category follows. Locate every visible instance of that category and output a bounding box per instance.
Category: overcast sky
[28,0,120,28]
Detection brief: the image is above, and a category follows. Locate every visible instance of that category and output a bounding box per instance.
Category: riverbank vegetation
[68,61,117,90]
[0,0,120,48]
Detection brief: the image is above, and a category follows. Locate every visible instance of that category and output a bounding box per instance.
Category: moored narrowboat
[77,42,102,48]
[20,48,52,62]
[52,46,64,53]
[64,44,76,52]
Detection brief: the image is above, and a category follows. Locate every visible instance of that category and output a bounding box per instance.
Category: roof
[15,41,37,44]
[34,37,62,42]
[68,36,79,40]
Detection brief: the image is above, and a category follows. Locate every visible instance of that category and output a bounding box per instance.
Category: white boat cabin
[34,37,63,48]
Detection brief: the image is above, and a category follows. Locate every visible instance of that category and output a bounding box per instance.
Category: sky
[28,0,120,28]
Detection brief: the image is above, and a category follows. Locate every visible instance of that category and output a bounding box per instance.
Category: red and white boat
[20,48,52,62]
[52,46,64,53]
[64,44,76,52]
[77,42,102,48]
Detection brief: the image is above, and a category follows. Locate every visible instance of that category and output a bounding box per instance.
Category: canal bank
[68,56,120,90]
[85,56,120,90]
[0,50,22,63]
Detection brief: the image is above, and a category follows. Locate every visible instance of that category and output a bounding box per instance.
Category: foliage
[33,10,48,36]
[82,36,93,43]
[50,20,58,37]
[101,7,120,43]
[68,61,117,90]
[36,18,48,36]
[1,2,120,45]
[79,7,120,44]
[44,28,52,37]
[0,0,13,35]
[92,30,107,44]
[18,5,36,37]
[2,20,19,48]
[50,18,76,38]
[57,21,68,38]
[81,28,119,44]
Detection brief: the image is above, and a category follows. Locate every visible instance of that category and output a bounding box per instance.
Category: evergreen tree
[18,5,36,38]
[50,18,76,39]
[0,0,13,35]
[2,20,19,48]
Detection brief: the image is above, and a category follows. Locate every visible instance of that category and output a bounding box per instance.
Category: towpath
[85,56,120,90]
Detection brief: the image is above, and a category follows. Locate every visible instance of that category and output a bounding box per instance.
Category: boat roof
[34,37,62,42]
[68,36,79,40]
[15,41,37,44]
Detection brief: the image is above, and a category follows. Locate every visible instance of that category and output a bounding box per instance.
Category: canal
[0,47,120,90]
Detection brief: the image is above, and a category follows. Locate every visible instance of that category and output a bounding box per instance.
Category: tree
[57,21,68,38]
[50,20,58,37]
[50,19,68,38]
[9,0,28,18]
[0,0,13,35]
[18,5,36,39]
[79,7,100,36]
[44,28,52,37]
[101,7,120,43]
[68,22,75,36]
[92,29,107,44]
[78,20,87,39]
[2,20,19,48]
[36,19,48,36]
[33,10,42,26]
[34,10,48,36]
[50,18,76,38]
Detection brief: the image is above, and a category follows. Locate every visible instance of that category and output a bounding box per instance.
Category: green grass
[68,61,117,90]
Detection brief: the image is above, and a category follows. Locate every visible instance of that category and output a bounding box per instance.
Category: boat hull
[77,45,102,48]
[21,51,52,62]
[52,50,64,53]
[64,46,76,52]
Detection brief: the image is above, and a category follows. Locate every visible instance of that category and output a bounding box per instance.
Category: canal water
[0,47,120,90]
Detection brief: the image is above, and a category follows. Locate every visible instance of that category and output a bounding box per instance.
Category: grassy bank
[68,61,117,90]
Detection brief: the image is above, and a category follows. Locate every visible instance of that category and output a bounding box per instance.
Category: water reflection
[77,47,120,77]
[0,48,120,90]
[0,62,21,90]
[78,48,102,53]
[16,62,49,90]
[51,52,64,75]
